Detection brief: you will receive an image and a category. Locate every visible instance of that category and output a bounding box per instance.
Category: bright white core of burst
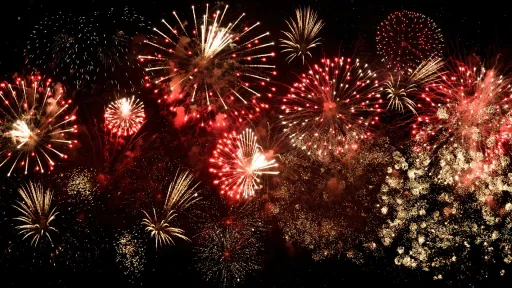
[120,98,132,118]
[10,120,36,148]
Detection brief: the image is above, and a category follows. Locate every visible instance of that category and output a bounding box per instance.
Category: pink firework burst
[377,11,444,70]
[0,76,77,176]
[105,96,145,136]
[209,128,278,199]
[139,4,276,127]
[280,57,383,160]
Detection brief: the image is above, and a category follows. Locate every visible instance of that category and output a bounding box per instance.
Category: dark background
[0,0,511,287]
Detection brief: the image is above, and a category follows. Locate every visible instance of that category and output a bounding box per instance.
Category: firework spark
[105,96,145,136]
[383,57,443,114]
[142,170,200,248]
[139,4,276,126]
[280,57,382,160]
[209,128,278,199]
[115,231,145,279]
[377,11,444,70]
[0,76,77,176]
[280,6,324,63]
[13,182,59,247]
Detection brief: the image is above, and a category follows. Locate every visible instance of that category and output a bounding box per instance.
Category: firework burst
[139,4,276,126]
[280,57,382,160]
[142,169,201,248]
[209,128,279,199]
[13,182,59,247]
[280,6,324,63]
[105,96,145,136]
[377,11,444,70]
[383,57,443,114]
[0,76,77,176]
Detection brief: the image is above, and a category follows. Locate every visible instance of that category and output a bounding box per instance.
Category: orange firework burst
[139,4,276,127]
[209,128,278,199]
[280,57,382,160]
[0,76,77,176]
[105,96,145,136]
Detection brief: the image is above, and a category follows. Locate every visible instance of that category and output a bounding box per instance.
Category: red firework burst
[377,11,444,70]
[280,57,382,160]
[105,96,145,136]
[209,128,278,199]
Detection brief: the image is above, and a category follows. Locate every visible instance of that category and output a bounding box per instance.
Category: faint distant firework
[143,169,201,248]
[412,59,512,186]
[209,128,279,199]
[377,11,444,70]
[280,57,382,161]
[105,96,145,136]
[115,231,145,280]
[139,4,276,126]
[280,6,324,63]
[383,57,443,114]
[25,7,149,89]
[0,76,77,176]
[195,200,264,287]
[13,182,59,247]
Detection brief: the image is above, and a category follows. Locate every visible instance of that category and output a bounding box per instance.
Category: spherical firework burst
[412,59,512,184]
[280,6,324,63]
[142,169,201,248]
[280,57,382,160]
[209,128,279,199]
[195,200,264,287]
[0,76,77,176]
[25,8,149,88]
[105,96,145,136]
[383,57,443,114]
[13,182,59,247]
[139,4,276,126]
[377,11,444,70]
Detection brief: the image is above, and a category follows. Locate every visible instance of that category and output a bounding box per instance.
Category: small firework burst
[115,231,145,279]
[280,57,382,160]
[209,128,279,199]
[280,6,324,63]
[195,200,264,287]
[0,76,77,176]
[142,169,200,248]
[139,4,276,126]
[383,57,443,114]
[105,96,145,136]
[13,182,59,247]
[377,11,444,70]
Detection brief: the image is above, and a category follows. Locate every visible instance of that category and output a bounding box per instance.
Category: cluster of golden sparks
[6,4,512,286]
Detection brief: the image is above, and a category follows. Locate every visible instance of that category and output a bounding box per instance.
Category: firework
[13,182,59,247]
[280,57,382,160]
[25,8,149,88]
[115,231,145,279]
[280,6,324,63]
[412,59,512,185]
[377,11,444,70]
[195,200,264,287]
[383,57,443,114]
[0,76,77,176]
[209,128,278,199]
[105,96,145,136]
[139,4,276,126]
[142,169,200,248]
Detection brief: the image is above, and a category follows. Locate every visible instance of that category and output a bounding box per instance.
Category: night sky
[1,0,512,287]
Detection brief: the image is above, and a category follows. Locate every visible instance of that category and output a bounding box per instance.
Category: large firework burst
[105,96,145,136]
[280,57,382,160]
[139,4,276,126]
[209,128,279,199]
[13,182,59,247]
[280,6,324,63]
[377,11,444,70]
[142,169,201,248]
[25,8,149,89]
[0,76,77,176]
